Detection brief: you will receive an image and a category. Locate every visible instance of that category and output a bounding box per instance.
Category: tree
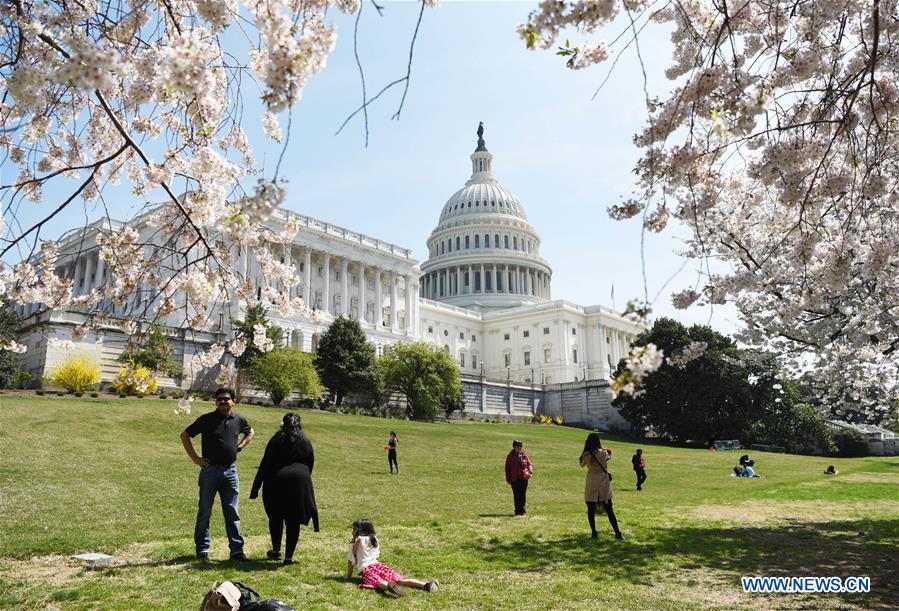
[0,300,28,388]
[119,324,183,379]
[230,304,282,370]
[314,316,376,406]
[832,428,869,458]
[521,2,899,421]
[0,0,437,362]
[615,318,786,445]
[378,342,461,420]
[250,348,323,406]
[749,402,835,455]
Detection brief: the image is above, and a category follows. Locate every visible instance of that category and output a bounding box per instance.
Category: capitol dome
[420,124,552,311]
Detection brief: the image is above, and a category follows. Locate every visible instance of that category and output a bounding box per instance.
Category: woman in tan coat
[579,433,622,539]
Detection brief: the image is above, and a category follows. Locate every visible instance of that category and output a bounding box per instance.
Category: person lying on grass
[345,519,439,598]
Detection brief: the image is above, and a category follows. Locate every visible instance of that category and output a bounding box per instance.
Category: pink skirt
[359,562,404,589]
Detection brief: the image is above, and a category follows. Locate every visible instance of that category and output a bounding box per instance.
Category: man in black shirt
[180,387,254,561]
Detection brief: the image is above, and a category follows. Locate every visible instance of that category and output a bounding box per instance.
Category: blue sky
[4,1,740,333]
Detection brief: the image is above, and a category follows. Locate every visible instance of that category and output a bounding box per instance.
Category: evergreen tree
[314,316,376,406]
[231,304,283,370]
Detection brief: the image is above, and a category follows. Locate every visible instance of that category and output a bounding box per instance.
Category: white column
[358,262,366,323]
[322,253,331,314]
[492,264,499,293]
[341,258,349,317]
[375,269,383,326]
[525,268,531,295]
[390,270,398,331]
[284,245,292,298]
[303,248,312,305]
[94,251,105,290]
[82,255,94,293]
[405,275,413,334]
[456,267,462,296]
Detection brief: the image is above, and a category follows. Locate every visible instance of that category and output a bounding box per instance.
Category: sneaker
[387,582,406,598]
[196,551,209,561]
[230,553,251,562]
[426,580,439,593]
[267,550,282,560]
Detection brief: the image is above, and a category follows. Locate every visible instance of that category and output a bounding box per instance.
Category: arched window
[465,235,470,248]
[513,236,518,250]
[455,236,460,250]
[504,235,509,249]
[494,234,499,247]
[484,234,490,247]
[474,235,480,248]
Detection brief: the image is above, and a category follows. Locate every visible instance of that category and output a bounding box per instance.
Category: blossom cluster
[521,1,899,418]
[611,343,664,397]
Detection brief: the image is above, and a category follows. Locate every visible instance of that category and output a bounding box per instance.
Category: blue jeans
[194,464,244,556]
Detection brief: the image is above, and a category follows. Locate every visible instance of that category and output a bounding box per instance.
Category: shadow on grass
[320,574,396,598]
[478,514,514,518]
[111,555,282,572]
[467,517,899,608]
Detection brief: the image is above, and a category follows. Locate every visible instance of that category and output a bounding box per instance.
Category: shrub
[90,392,98,398]
[52,353,101,394]
[832,428,868,457]
[56,391,65,396]
[36,389,45,396]
[111,362,159,396]
[250,348,323,406]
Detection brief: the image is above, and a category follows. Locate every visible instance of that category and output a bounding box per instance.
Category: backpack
[199,581,260,611]
[199,581,242,611]
[239,601,297,611]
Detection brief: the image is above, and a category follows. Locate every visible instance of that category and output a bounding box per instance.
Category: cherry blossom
[521,0,899,420]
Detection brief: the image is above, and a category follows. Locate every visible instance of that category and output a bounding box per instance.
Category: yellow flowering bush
[52,353,101,393]
[112,362,159,396]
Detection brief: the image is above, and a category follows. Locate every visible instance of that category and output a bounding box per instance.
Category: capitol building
[16,127,644,426]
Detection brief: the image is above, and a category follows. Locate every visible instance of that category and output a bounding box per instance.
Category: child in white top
[346,519,439,598]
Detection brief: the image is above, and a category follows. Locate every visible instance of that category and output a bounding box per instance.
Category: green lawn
[0,396,897,610]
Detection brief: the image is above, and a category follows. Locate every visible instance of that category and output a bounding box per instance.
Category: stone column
[405,275,413,334]
[303,248,312,305]
[284,245,292,299]
[525,268,531,295]
[341,258,349,317]
[82,254,94,293]
[374,269,383,326]
[322,254,331,314]
[94,251,105,290]
[390,270,398,331]
[358,262,366,323]
[479,264,485,292]
[456,267,462,296]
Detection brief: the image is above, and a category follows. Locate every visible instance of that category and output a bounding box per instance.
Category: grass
[0,396,897,610]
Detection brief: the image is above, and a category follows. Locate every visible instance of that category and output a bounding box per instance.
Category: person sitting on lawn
[346,519,439,598]
[824,465,839,475]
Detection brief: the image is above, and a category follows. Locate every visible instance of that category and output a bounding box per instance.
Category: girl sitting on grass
[346,519,439,598]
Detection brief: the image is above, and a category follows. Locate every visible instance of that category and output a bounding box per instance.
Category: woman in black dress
[250,413,319,564]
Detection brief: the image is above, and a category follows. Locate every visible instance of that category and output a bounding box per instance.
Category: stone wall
[461,375,630,432]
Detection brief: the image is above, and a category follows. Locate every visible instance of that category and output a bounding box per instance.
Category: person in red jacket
[504,440,533,516]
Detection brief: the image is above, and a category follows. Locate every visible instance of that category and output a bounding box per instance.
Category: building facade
[15,128,644,424]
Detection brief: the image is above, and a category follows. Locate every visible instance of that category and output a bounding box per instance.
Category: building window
[513,236,518,250]
[444,330,448,336]
[572,328,577,335]
[460,353,465,367]
[524,351,531,366]
[573,349,578,363]
[503,333,510,341]
[523,330,530,338]
[494,234,499,247]
[475,235,480,248]
[504,235,509,248]
[471,355,477,368]
[459,332,465,340]
[606,336,611,343]
[544,348,551,363]
[472,334,477,342]
[428,326,433,333]
[544,327,550,335]
[504,353,511,367]
[484,234,490,247]
[465,235,470,249]
[455,236,460,250]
